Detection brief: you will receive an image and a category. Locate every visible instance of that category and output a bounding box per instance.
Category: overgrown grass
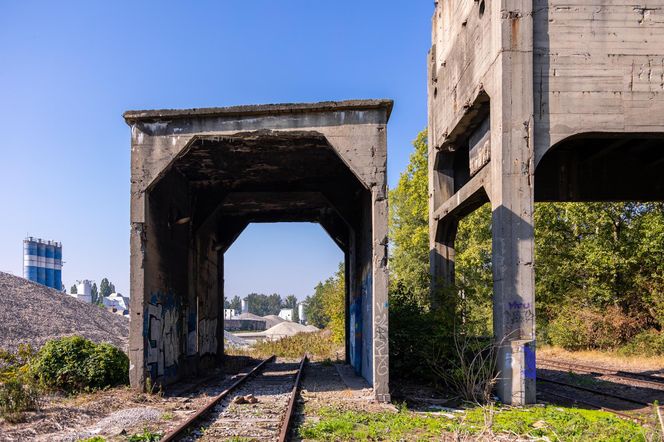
[227,331,342,361]
[299,405,653,441]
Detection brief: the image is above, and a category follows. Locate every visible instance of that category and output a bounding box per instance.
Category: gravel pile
[262,321,319,340]
[235,312,265,321]
[224,330,250,348]
[261,314,285,328]
[0,271,129,352]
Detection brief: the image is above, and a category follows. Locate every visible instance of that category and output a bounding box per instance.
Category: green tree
[455,204,493,335]
[99,278,113,300]
[70,284,77,294]
[283,294,299,322]
[90,283,98,305]
[389,130,430,308]
[226,295,242,311]
[305,264,345,342]
[246,293,283,316]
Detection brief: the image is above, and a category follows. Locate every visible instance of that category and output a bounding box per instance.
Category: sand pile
[262,314,285,328]
[262,321,319,340]
[0,271,129,352]
[235,312,265,321]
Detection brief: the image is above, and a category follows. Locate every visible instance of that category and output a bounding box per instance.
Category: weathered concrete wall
[126,100,391,401]
[428,0,664,405]
[533,0,664,164]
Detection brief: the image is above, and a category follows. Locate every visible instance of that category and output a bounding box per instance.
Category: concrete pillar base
[496,340,536,406]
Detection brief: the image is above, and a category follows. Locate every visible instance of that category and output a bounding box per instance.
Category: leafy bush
[29,336,128,393]
[0,344,36,384]
[549,304,645,351]
[388,283,451,381]
[619,330,664,357]
[0,379,40,422]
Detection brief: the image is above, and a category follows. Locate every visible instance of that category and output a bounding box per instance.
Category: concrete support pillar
[491,0,536,405]
[430,219,458,314]
[372,189,390,402]
[429,149,457,310]
[216,252,225,362]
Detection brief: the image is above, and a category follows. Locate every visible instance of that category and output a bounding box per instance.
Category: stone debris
[232,393,259,404]
[59,407,161,441]
[0,271,128,352]
[224,330,250,348]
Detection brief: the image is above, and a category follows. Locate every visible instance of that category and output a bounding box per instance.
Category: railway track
[539,357,664,389]
[162,354,307,442]
[537,374,656,425]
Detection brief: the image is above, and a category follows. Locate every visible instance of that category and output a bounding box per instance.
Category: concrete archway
[124,100,392,401]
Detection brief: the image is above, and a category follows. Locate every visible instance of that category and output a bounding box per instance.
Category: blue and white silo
[23,237,63,290]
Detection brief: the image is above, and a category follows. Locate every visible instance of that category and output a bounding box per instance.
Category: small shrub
[0,344,37,383]
[619,330,664,357]
[78,437,106,442]
[549,304,645,351]
[431,333,497,404]
[0,379,40,422]
[126,429,162,442]
[29,336,128,393]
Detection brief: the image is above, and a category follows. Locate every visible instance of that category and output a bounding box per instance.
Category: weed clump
[0,344,40,422]
[29,336,128,393]
[0,379,40,422]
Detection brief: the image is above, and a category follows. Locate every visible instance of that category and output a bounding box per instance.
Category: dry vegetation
[540,345,664,372]
[226,330,343,361]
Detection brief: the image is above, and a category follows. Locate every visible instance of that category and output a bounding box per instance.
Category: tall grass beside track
[226,330,343,361]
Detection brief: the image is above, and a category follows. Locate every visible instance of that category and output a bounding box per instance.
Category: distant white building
[278,308,294,321]
[224,308,237,319]
[103,292,129,315]
[70,280,92,303]
[241,297,249,314]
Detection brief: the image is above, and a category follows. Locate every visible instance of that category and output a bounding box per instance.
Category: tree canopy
[388,128,664,352]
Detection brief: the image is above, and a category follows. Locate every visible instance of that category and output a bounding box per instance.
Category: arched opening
[533,133,664,409]
[126,101,391,401]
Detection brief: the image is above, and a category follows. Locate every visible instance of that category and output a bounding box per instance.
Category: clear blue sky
[0,1,433,300]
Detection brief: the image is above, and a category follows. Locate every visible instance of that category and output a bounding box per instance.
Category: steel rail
[161,354,276,442]
[537,375,650,407]
[539,358,664,388]
[278,354,308,442]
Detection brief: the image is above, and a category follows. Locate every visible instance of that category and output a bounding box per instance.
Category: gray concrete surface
[124,100,391,401]
[427,0,664,404]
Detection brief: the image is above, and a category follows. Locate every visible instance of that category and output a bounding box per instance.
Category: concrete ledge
[124,99,394,122]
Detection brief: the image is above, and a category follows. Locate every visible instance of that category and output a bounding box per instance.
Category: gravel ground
[0,357,260,441]
[0,271,128,352]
